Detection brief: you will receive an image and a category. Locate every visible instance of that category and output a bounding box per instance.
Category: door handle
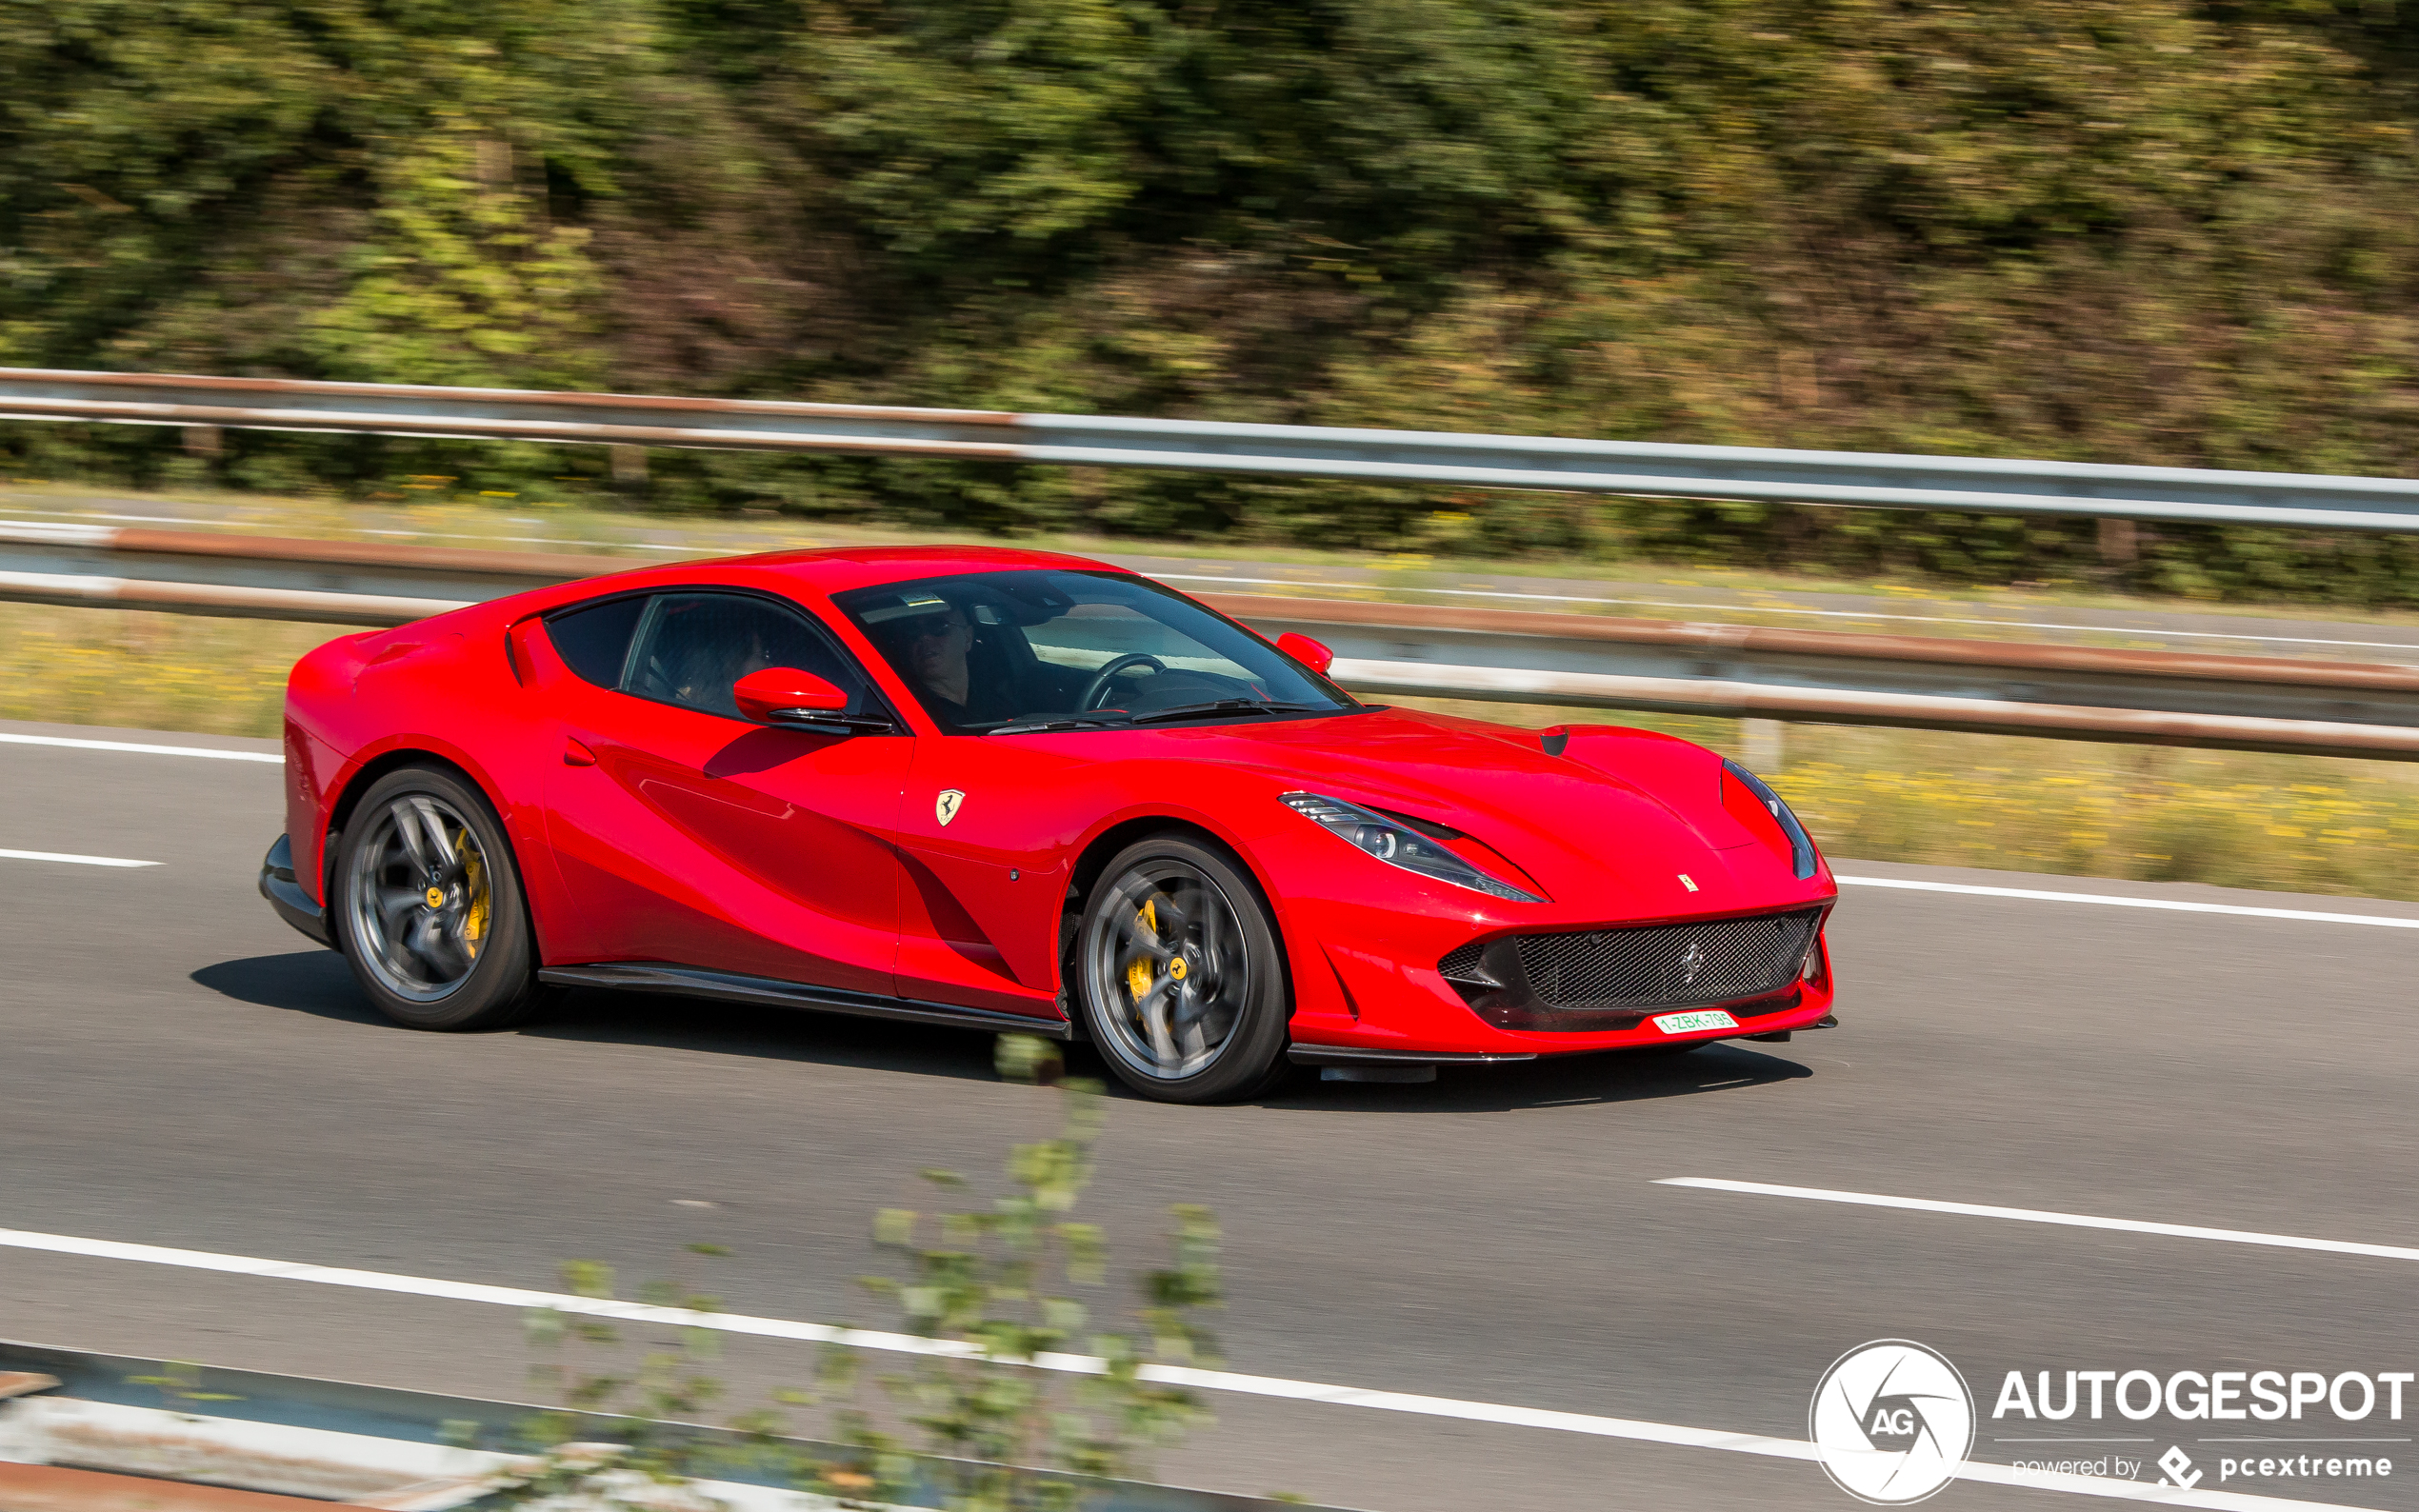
[563,737,598,767]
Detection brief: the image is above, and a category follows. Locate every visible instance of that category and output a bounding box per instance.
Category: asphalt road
[6,715,2419,1511]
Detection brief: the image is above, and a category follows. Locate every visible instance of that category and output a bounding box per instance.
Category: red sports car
[259,546,1838,1102]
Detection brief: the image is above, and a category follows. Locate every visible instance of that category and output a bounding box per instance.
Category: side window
[626,592,886,723]
[546,594,649,689]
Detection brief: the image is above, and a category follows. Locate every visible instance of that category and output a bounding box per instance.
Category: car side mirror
[1276,632,1335,677]
[733,666,851,724]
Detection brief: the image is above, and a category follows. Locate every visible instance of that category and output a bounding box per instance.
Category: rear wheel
[1073,836,1291,1104]
[332,765,543,1030]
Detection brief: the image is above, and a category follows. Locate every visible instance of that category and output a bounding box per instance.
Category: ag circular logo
[1809,1340,1975,1504]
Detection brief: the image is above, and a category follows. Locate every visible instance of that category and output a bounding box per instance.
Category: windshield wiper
[772,712,898,734]
[1124,699,1323,726]
[985,713,1137,735]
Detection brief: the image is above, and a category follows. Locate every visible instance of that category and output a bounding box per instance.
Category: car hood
[1123,706,1832,918]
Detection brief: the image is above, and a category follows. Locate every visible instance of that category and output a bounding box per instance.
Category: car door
[890,731,1087,1020]
[527,587,912,995]
[880,591,1260,1023]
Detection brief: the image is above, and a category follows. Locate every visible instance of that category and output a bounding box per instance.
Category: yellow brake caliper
[458,828,490,959]
[1125,898,1158,1002]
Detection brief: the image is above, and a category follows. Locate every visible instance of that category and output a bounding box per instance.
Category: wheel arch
[322,746,512,903]
[329,746,483,839]
[1068,815,1227,909]
[1059,814,1298,1027]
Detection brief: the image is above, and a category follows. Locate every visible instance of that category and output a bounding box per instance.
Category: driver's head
[899,604,973,693]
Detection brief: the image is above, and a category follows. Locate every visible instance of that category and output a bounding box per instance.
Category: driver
[896,603,1011,726]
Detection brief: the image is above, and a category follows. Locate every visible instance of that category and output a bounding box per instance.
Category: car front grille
[1438,907,1823,1029]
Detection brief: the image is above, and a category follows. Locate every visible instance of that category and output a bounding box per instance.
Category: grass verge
[0,604,346,738]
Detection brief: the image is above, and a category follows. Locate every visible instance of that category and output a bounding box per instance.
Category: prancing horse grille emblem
[1679,940,1707,986]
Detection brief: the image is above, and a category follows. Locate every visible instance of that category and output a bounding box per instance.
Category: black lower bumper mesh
[1438,907,1823,1031]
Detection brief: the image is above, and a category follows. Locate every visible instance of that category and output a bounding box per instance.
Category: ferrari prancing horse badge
[935,788,966,826]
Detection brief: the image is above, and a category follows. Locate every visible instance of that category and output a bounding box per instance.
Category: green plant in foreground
[505,1034,1220,1512]
[127,1361,242,1411]
[856,1041,1219,1510]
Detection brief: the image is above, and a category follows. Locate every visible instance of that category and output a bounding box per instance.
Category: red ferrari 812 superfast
[259,546,1839,1102]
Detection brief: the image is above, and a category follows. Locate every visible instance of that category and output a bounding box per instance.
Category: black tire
[1071,835,1292,1104]
[331,764,544,1030]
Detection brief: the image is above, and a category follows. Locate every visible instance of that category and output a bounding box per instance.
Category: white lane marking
[0,521,117,546]
[0,848,158,867]
[1150,571,2419,654]
[1834,873,2419,928]
[1659,1179,2419,1265]
[0,1225,2366,1509]
[0,731,281,763]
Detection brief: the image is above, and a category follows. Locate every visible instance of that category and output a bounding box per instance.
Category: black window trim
[544,585,905,732]
[537,587,652,692]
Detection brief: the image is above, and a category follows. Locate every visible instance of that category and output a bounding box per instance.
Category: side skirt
[538,963,1077,1041]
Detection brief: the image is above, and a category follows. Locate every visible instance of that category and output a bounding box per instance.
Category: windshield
[831,569,1361,734]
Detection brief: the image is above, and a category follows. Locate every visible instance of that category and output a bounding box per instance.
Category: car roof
[658,544,1129,597]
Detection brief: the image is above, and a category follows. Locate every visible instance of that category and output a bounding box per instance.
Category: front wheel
[331,765,543,1030]
[1073,836,1291,1104]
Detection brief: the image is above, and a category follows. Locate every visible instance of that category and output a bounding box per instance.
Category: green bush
[12,1,2419,598]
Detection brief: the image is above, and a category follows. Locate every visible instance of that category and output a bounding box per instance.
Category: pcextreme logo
[1810,1341,1977,1505]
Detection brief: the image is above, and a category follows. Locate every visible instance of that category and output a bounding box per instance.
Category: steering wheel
[1078,653,1168,710]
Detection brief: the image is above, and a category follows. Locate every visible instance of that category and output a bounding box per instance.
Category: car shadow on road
[523,987,1007,1084]
[192,952,1811,1105]
[190,950,387,1025]
[190,954,1005,1084]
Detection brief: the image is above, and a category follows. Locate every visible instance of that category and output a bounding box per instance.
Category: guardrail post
[610,444,649,492]
[2097,517,2138,567]
[1741,718,1786,772]
[181,426,222,460]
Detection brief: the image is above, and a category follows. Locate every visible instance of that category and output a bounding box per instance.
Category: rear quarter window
[546,594,648,688]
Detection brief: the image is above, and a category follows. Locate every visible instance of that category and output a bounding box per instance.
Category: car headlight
[1280,792,1542,903]
[1721,759,1818,880]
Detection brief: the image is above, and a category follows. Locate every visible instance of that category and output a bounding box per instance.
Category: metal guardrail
[9,368,2419,530]
[0,1339,1339,1512]
[0,521,587,625]
[1234,595,2419,759]
[5,522,2418,758]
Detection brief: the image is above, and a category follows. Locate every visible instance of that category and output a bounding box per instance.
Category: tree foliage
[10,0,2419,597]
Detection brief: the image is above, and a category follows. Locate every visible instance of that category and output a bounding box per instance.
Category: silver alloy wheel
[345,793,493,1003]
[1082,858,1249,1082]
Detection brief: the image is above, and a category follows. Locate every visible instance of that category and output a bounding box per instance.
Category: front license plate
[1651,1009,1740,1035]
